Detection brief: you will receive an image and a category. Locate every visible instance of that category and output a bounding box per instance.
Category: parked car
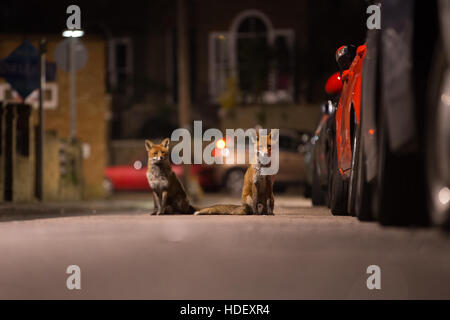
[212,129,310,195]
[329,43,366,216]
[104,154,217,194]
[347,0,450,228]
[308,73,342,205]
[326,1,450,228]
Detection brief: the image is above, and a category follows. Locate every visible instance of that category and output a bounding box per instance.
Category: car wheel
[312,163,326,205]
[330,139,349,215]
[326,114,336,208]
[347,116,359,216]
[354,138,373,221]
[374,111,427,226]
[304,183,312,198]
[224,169,245,196]
[426,40,450,229]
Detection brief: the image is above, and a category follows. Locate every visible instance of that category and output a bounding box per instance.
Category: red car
[329,44,366,216]
[104,156,217,193]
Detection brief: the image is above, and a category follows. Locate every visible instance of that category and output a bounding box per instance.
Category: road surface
[1,194,450,299]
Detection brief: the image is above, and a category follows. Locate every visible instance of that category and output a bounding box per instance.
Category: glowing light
[133,160,143,170]
[216,139,226,149]
[62,29,84,38]
[369,129,375,135]
[441,94,450,106]
[438,187,450,205]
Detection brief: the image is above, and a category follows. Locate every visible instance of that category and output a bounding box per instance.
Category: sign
[54,38,87,72]
[0,82,58,109]
[0,40,56,99]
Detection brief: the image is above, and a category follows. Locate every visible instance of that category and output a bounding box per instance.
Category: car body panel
[381,0,418,153]
[441,0,450,63]
[361,28,380,182]
[336,44,366,179]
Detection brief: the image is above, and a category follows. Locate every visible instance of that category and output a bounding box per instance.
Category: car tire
[326,114,336,208]
[312,163,326,206]
[374,111,427,226]
[426,39,450,229]
[354,138,373,221]
[304,183,312,198]
[330,140,349,215]
[347,122,359,216]
[224,168,245,196]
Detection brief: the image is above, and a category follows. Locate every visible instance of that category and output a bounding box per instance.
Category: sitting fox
[145,138,196,215]
[195,131,277,215]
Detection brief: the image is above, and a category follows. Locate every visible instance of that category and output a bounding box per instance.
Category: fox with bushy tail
[194,131,278,216]
[145,138,197,215]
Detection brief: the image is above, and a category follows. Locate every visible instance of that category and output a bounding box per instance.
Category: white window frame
[0,82,58,109]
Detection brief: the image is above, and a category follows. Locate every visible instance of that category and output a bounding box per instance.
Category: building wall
[0,35,109,199]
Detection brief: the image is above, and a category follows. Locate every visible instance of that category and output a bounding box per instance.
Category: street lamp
[62,28,84,141]
[62,29,84,38]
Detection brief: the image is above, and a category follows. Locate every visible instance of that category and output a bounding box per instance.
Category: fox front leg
[266,177,274,215]
[158,190,168,215]
[251,184,259,215]
[266,198,274,215]
[151,191,160,215]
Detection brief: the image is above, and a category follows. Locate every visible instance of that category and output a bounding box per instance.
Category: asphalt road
[1,194,450,299]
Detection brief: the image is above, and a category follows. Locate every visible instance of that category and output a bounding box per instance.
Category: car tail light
[216,139,226,149]
[325,72,343,95]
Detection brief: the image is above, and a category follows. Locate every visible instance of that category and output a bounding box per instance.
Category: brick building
[0,35,109,199]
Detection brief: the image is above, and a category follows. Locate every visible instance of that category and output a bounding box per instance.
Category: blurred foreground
[1,192,450,299]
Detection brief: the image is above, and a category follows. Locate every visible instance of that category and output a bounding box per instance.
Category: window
[208,32,230,102]
[0,83,58,109]
[209,10,295,104]
[108,38,133,94]
[236,16,269,103]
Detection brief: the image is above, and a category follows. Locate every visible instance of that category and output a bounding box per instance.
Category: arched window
[209,10,294,104]
[236,15,270,103]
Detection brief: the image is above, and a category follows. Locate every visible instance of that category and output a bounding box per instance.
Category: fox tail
[194,204,251,215]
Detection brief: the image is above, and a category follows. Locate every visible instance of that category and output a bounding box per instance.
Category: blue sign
[0,40,56,99]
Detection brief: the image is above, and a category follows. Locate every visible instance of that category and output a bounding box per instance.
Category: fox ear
[145,139,153,151]
[161,138,170,149]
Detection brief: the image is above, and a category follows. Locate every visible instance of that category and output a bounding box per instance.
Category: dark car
[306,73,341,205]
[348,0,450,228]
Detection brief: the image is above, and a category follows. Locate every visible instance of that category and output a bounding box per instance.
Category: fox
[195,131,278,216]
[145,138,196,215]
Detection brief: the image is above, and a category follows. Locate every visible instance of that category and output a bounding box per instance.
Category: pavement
[1,192,450,299]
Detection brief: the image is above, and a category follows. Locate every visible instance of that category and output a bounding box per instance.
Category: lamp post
[62,29,84,141]
[36,38,47,201]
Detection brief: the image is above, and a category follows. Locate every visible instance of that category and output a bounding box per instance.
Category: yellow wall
[0,34,110,199]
